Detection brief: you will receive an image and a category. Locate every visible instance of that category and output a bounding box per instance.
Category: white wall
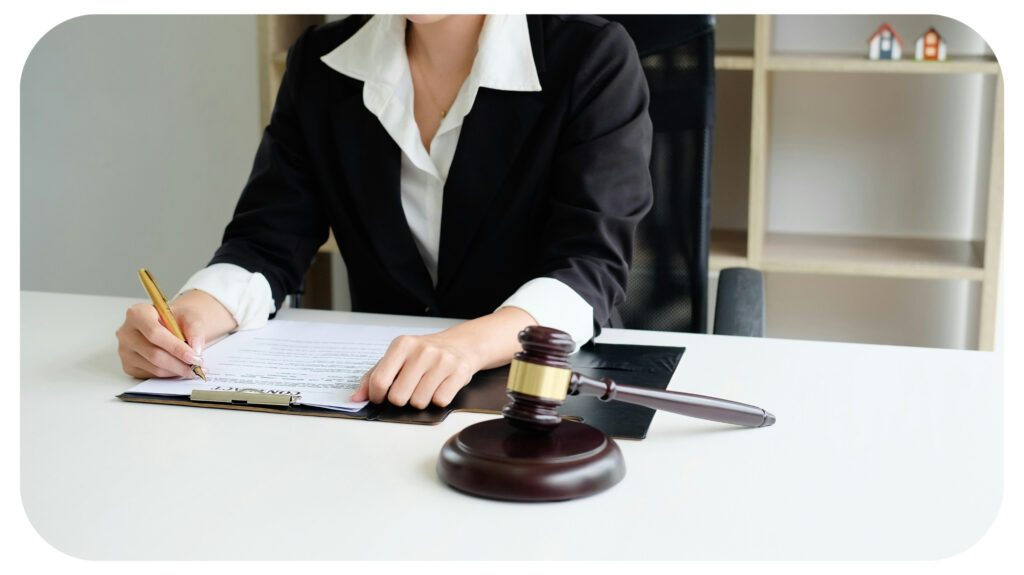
[21,15,261,298]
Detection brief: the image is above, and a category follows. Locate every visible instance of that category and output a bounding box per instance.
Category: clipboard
[118,342,685,440]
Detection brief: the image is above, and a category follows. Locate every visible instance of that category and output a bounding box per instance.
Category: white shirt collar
[473,14,542,92]
[320,14,541,103]
[319,15,540,181]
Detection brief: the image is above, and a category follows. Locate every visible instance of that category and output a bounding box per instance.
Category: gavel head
[501,325,576,433]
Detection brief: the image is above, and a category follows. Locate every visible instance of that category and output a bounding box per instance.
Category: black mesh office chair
[604,14,764,336]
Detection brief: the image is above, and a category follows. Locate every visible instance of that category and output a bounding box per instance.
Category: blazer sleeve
[540,21,654,332]
[208,27,330,313]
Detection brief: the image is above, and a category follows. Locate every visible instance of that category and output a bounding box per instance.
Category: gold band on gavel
[506,359,572,400]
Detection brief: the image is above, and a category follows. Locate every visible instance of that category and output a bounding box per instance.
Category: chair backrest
[603,15,716,333]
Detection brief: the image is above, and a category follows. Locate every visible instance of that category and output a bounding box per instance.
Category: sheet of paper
[125,320,442,411]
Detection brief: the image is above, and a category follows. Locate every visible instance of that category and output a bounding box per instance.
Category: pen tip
[761,411,776,427]
[193,366,207,381]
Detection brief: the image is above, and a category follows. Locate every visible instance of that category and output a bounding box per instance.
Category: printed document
[124,320,441,411]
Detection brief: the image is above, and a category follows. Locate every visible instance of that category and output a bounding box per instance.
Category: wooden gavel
[437,325,776,502]
[502,325,775,432]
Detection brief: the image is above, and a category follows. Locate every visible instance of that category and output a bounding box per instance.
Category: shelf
[279,51,997,76]
[761,233,985,280]
[709,229,748,269]
[767,54,1000,75]
[714,53,755,71]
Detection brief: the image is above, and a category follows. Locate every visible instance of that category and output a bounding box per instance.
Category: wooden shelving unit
[760,233,985,281]
[767,53,999,74]
[714,53,755,70]
[259,15,1003,350]
[711,15,1002,350]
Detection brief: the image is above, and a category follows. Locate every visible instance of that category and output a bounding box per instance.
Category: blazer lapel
[435,88,545,295]
[331,90,436,307]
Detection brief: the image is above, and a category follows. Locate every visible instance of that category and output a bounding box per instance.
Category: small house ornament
[915,27,947,61]
[868,23,904,60]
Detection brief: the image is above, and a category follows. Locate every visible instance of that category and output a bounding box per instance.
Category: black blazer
[211,15,653,334]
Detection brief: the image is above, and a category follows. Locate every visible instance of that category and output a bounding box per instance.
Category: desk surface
[20,291,1002,560]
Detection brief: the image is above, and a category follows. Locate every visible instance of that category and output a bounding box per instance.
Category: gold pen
[137,268,207,381]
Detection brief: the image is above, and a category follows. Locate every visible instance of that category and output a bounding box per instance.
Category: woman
[115,14,653,410]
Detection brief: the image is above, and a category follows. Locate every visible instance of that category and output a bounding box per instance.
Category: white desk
[20,291,1002,560]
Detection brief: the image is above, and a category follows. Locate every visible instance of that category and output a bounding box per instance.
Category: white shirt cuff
[176,263,275,332]
[497,277,594,351]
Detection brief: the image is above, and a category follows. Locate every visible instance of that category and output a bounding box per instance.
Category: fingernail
[186,338,205,366]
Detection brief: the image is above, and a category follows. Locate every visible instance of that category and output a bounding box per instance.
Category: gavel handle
[568,373,775,428]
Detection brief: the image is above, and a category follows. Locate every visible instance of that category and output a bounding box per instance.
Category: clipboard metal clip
[191,388,299,408]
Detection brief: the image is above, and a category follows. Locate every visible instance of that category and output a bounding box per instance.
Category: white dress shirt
[180,14,594,348]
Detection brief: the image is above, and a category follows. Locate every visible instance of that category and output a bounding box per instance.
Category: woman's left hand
[349,306,536,409]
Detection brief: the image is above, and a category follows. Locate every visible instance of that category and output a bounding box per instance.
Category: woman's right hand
[116,289,238,379]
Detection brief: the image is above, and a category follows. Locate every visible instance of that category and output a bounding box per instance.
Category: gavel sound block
[436,326,776,502]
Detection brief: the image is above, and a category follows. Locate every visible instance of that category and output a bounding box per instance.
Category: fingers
[431,376,468,408]
[364,336,410,404]
[117,329,193,378]
[409,356,470,409]
[133,305,198,365]
[360,335,474,409]
[119,345,188,379]
[349,380,369,402]
[387,346,442,408]
[180,318,206,365]
[115,303,199,379]
[405,364,450,409]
